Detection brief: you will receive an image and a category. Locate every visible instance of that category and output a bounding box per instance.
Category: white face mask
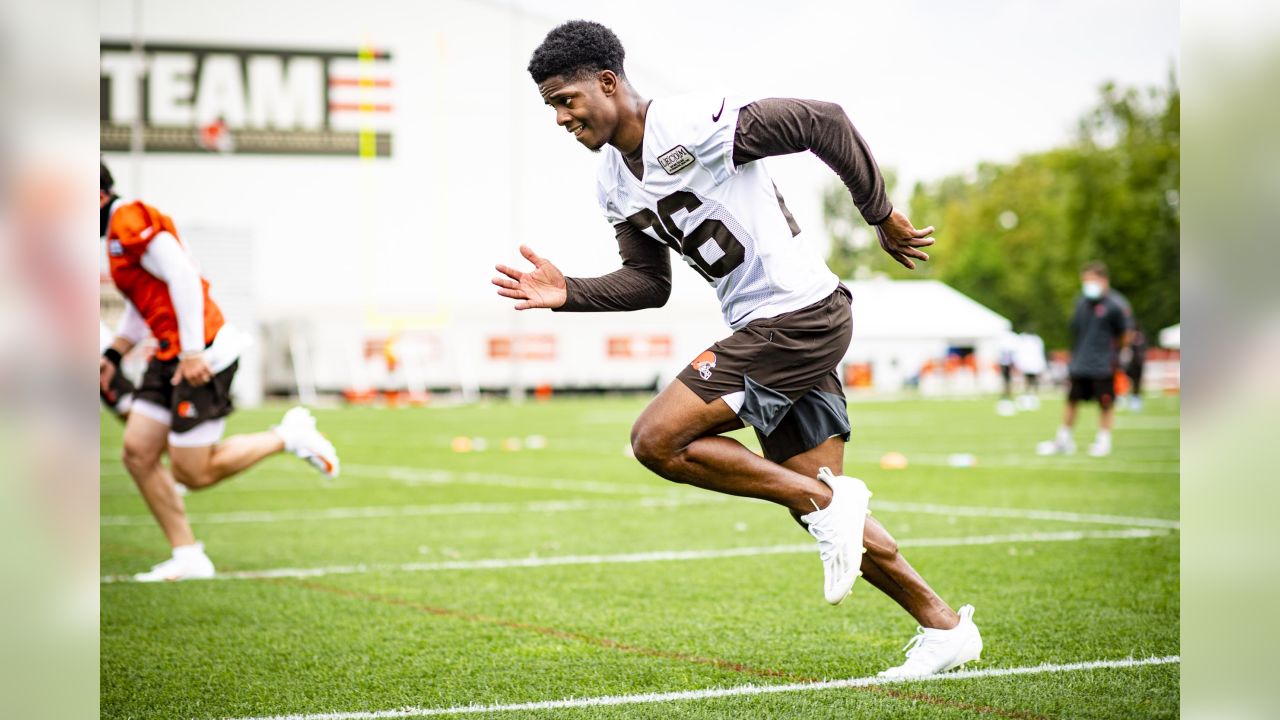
[1082,281,1104,300]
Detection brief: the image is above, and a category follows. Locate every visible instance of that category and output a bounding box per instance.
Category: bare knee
[629,420,684,479]
[170,460,215,489]
[121,437,163,476]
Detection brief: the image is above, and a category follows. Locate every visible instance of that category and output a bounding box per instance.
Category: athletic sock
[172,542,205,560]
[1056,426,1073,445]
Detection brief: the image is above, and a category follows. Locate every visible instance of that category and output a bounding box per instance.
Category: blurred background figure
[1038,261,1132,457]
[1120,324,1148,411]
[995,331,1017,416]
[1014,331,1046,410]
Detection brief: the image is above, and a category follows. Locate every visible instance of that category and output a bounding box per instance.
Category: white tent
[843,279,1013,394]
[1158,323,1180,349]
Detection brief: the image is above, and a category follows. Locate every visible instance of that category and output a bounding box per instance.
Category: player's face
[538,72,619,152]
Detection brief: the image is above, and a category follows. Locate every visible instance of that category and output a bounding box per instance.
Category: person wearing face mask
[1038,261,1133,457]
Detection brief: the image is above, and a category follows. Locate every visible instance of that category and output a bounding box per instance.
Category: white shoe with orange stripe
[275,406,340,478]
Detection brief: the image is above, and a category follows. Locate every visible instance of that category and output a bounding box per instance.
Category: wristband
[103,348,123,367]
[179,349,204,360]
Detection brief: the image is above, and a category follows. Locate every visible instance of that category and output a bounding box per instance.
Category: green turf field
[100,393,1179,719]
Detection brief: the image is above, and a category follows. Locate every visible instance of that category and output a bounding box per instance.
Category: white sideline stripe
[341,464,664,496]
[101,528,1168,584]
[100,496,724,526]
[224,655,1181,720]
[100,494,1177,529]
[872,501,1180,530]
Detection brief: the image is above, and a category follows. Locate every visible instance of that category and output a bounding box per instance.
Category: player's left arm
[731,98,934,269]
[139,233,213,386]
[101,302,146,394]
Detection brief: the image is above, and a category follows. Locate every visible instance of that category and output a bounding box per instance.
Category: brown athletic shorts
[134,357,239,434]
[677,285,852,463]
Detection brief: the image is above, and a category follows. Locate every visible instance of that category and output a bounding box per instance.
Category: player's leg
[169,423,284,490]
[1128,365,1144,411]
[170,361,339,483]
[630,380,832,514]
[771,400,981,676]
[1089,376,1117,456]
[121,408,196,548]
[780,437,958,629]
[121,359,217,581]
[1040,378,1081,454]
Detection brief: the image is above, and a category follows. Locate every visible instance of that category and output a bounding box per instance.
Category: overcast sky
[510,0,1179,200]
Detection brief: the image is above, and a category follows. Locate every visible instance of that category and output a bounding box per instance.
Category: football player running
[100,161,340,582]
[493,21,981,678]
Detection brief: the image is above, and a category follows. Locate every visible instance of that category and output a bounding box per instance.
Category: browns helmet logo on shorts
[176,401,198,419]
[691,350,717,380]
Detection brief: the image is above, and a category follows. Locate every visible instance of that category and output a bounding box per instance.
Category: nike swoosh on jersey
[712,97,726,122]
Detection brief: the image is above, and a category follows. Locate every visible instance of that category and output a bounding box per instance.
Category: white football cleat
[134,543,215,582]
[879,604,983,679]
[801,467,871,605]
[1087,440,1112,457]
[275,406,340,478]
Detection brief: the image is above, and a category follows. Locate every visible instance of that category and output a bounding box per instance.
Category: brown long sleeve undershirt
[557,97,890,312]
[558,223,672,312]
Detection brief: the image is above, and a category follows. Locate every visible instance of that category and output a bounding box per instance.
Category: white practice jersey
[596,92,839,330]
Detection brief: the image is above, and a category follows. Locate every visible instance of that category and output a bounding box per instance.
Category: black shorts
[677,286,852,463]
[134,357,239,433]
[1068,374,1115,409]
[1126,364,1143,389]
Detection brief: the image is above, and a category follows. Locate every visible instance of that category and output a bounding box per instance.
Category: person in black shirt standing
[1038,261,1132,457]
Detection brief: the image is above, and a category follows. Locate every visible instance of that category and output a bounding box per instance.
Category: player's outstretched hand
[874,208,936,270]
[492,245,567,310]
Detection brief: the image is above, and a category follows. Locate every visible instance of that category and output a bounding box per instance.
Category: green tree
[827,78,1180,349]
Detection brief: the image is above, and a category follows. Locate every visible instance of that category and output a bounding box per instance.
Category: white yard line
[871,501,1180,530]
[336,464,665,497]
[101,528,1169,584]
[101,492,1176,530]
[100,495,724,526]
[99,460,667,498]
[843,452,1179,475]
[224,655,1181,720]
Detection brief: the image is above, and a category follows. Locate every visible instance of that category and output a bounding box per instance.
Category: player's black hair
[1081,260,1109,278]
[101,160,114,194]
[527,20,627,84]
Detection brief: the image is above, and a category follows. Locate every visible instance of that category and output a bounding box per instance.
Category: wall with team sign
[97,0,805,397]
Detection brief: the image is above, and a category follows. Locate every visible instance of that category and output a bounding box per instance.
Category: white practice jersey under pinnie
[597,92,839,330]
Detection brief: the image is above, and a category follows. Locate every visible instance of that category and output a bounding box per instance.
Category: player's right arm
[492,226,672,312]
[556,224,671,312]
